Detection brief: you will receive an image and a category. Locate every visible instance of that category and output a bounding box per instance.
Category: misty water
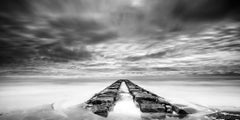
[108,82,141,120]
[0,76,240,119]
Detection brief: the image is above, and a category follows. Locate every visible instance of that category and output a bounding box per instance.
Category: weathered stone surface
[84,79,190,118]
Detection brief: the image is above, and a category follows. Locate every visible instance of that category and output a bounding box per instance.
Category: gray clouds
[172,0,240,21]
[0,0,240,76]
[0,0,119,65]
[0,17,95,64]
[125,51,168,61]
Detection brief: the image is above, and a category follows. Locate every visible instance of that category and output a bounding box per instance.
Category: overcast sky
[0,0,240,77]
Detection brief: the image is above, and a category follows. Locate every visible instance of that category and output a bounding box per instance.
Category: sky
[0,0,240,77]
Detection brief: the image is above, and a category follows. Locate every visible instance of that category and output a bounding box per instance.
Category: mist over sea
[1,76,239,113]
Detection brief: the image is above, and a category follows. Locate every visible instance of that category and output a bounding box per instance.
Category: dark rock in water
[125,79,190,117]
[83,80,122,117]
[83,79,194,118]
[139,103,165,113]
[92,105,109,117]
[207,111,240,120]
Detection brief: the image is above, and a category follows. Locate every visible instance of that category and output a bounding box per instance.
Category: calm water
[0,76,240,113]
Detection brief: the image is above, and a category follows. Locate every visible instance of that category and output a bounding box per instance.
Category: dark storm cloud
[148,0,240,33]
[0,0,118,65]
[0,15,35,65]
[151,67,179,72]
[126,67,179,72]
[36,18,117,62]
[127,67,147,71]
[37,43,92,62]
[0,16,95,64]
[151,0,240,22]
[1,0,240,76]
[0,38,36,65]
[0,0,31,15]
[49,18,117,44]
[171,0,240,21]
